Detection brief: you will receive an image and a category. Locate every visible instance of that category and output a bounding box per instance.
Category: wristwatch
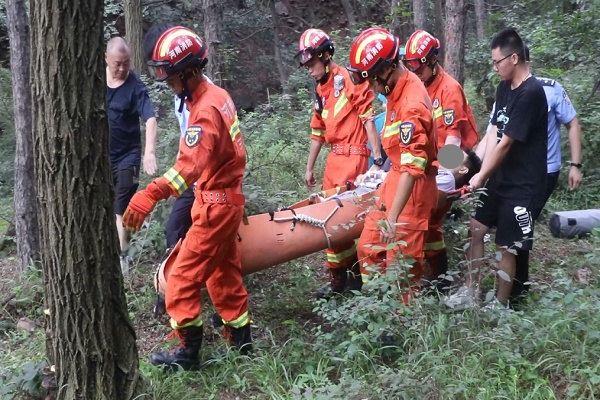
[373,157,385,167]
[570,162,583,169]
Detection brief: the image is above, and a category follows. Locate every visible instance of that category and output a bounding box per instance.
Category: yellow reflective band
[159,28,193,57]
[400,153,427,171]
[170,315,203,329]
[433,107,443,119]
[326,244,357,264]
[229,115,241,141]
[424,239,446,251]
[383,120,402,138]
[361,273,371,284]
[163,168,188,195]
[311,128,325,137]
[224,311,250,328]
[355,33,388,64]
[304,29,317,47]
[322,109,329,119]
[359,107,375,120]
[333,93,349,117]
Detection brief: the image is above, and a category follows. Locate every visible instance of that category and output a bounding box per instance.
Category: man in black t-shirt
[444,28,547,311]
[106,37,158,274]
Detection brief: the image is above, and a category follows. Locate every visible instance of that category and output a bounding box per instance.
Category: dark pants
[165,187,195,249]
[512,171,560,299]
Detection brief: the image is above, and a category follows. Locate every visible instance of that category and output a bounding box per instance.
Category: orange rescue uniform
[310,63,376,269]
[147,80,249,331]
[357,70,438,285]
[427,66,478,151]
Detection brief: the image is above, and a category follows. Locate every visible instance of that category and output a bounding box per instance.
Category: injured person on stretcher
[355,149,482,288]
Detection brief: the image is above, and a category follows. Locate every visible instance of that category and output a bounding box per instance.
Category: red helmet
[403,30,440,72]
[347,27,400,85]
[294,29,335,67]
[147,26,208,81]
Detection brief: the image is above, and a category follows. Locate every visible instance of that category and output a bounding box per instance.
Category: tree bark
[270,0,287,90]
[390,0,413,42]
[444,0,466,85]
[413,0,427,31]
[204,0,224,84]
[474,0,486,41]
[124,0,146,74]
[434,0,445,61]
[339,0,357,28]
[6,0,41,271]
[30,0,142,398]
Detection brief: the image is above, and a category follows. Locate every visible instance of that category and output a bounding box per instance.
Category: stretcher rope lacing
[272,206,340,248]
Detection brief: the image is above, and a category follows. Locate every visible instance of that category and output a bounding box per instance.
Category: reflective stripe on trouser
[325,242,357,269]
[357,209,425,284]
[166,202,249,329]
[423,221,447,280]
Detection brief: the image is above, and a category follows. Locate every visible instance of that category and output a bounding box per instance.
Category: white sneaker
[481,297,510,312]
[444,286,479,310]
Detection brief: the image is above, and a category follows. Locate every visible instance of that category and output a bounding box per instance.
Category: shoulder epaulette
[536,77,555,86]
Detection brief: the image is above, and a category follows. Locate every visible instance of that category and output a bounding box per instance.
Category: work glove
[123,190,157,233]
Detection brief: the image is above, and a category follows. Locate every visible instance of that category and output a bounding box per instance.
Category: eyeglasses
[491,54,513,67]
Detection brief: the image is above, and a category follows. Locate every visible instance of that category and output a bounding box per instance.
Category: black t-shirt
[106,72,156,167]
[490,77,548,205]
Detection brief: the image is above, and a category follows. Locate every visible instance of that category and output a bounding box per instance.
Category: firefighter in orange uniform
[403,30,478,151]
[347,28,438,293]
[403,30,479,283]
[122,27,251,370]
[295,29,383,298]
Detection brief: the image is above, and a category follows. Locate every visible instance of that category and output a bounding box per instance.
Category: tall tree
[270,0,288,90]
[6,0,40,271]
[413,0,427,31]
[124,0,146,73]
[204,0,224,84]
[340,0,357,29]
[434,0,445,61]
[475,0,486,41]
[390,0,413,42]
[444,0,466,85]
[30,0,142,397]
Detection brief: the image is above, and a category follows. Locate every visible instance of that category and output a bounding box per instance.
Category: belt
[195,188,245,206]
[330,143,370,156]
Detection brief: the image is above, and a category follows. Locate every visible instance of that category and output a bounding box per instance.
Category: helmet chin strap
[379,64,396,96]
[424,61,439,87]
[317,54,331,85]
[176,68,201,111]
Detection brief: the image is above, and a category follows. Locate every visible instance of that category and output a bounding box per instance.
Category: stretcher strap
[270,205,341,248]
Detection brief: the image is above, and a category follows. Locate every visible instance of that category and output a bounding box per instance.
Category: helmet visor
[403,58,424,72]
[147,60,170,81]
[347,67,369,85]
[294,48,315,67]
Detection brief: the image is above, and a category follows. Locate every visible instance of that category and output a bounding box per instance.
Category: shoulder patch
[443,109,455,125]
[537,77,555,87]
[399,122,414,145]
[184,126,202,147]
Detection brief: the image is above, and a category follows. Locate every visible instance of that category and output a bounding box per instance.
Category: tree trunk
[124,0,146,74]
[474,0,486,41]
[390,0,413,42]
[270,0,287,90]
[413,0,427,31]
[30,0,142,398]
[6,0,40,271]
[339,0,357,29]
[204,0,224,84]
[444,0,466,85]
[434,0,445,61]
